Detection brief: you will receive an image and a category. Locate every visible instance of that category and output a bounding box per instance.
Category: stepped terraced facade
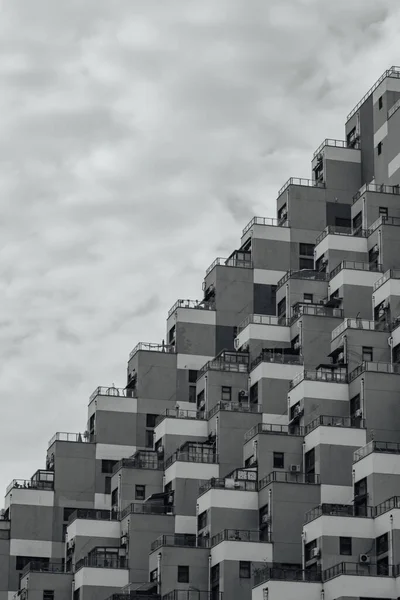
[3,66,400,600]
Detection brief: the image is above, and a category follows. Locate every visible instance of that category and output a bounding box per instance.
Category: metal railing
[259,471,320,490]
[6,479,54,495]
[205,256,253,277]
[155,408,205,426]
[388,97,400,119]
[368,214,400,234]
[323,561,397,580]
[304,503,374,524]
[48,431,95,447]
[76,556,128,571]
[330,261,383,279]
[151,534,209,552]
[68,509,118,524]
[89,386,136,402]
[313,138,360,158]
[277,269,329,290]
[316,225,367,246]
[242,216,290,236]
[254,566,321,586]
[113,456,163,472]
[349,361,400,382]
[290,303,343,322]
[212,529,270,546]
[163,592,222,600]
[244,422,304,442]
[207,401,262,419]
[347,66,400,121]
[129,342,175,360]
[331,318,389,340]
[290,370,347,389]
[107,595,161,600]
[278,178,325,197]
[22,561,67,577]
[198,477,257,497]
[373,268,400,291]
[198,359,248,376]
[250,351,303,370]
[120,503,174,519]
[167,299,214,318]
[353,182,400,203]
[164,451,218,470]
[375,495,400,517]
[354,440,400,463]
[237,314,288,333]
[305,415,365,435]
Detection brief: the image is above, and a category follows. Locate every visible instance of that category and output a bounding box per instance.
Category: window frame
[378,95,383,110]
[303,293,313,304]
[379,206,388,217]
[101,459,117,474]
[177,565,189,583]
[362,346,373,362]
[104,476,111,495]
[239,561,251,579]
[339,536,352,556]
[221,386,232,402]
[378,141,382,155]
[146,414,157,428]
[273,451,285,469]
[135,484,146,501]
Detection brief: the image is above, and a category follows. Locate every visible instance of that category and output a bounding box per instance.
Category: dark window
[198,511,207,530]
[393,343,400,364]
[347,126,357,148]
[89,414,95,436]
[305,539,317,562]
[211,563,220,584]
[305,449,315,475]
[354,477,368,515]
[379,207,388,217]
[63,508,75,522]
[303,293,313,304]
[277,298,286,320]
[188,370,198,383]
[177,565,189,583]
[43,592,54,600]
[379,95,383,109]
[273,452,284,469]
[16,556,49,571]
[350,394,361,418]
[168,325,176,344]
[73,588,80,600]
[104,477,111,495]
[299,257,314,270]
[197,390,205,409]
[146,414,157,428]
[62,524,67,541]
[239,561,251,578]
[362,346,373,362]
[353,211,362,231]
[101,459,117,474]
[299,243,315,257]
[221,386,232,401]
[377,556,389,575]
[135,485,146,500]
[111,488,118,509]
[339,537,352,555]
[335,217,351,228]
[376,533,389,554]
[189,385,196,403]
[150,568,158,582]
[250,382,258,404]
[378,141,382,155]
[145,430,154,448]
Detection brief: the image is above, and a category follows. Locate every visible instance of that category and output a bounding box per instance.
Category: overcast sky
[1,0,399,494]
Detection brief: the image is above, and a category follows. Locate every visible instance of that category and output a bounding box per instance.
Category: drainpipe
[268,489,272,538]
[71,580,75,600]
[208,554,212,597]
[215,416,219,460]
[118,474,122,514]
[390,514,394,568]
[64,533,68,573]
[248,376,251,408]
[285,284,289,321]
[157,552,162,595]
[196,503,199,547]
[362,196,366,230]
[204,375,208,413]
[360,377,365,419]
[378,229,382,264]
[301,531,306,579]
[343,335,347,365]
[298,322,303,356]
[389,336,394,366]
[302,441,306,479]
[126,518,130,564]
[253,440,258,463]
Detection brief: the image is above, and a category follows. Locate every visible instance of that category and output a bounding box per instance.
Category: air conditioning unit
[290,464,301,473]
[234,338,241,350]
[354,409,363,418]
[312,547,320,559]
[120,534,128,547]
[359,553,370,564]
[239,390,249,398]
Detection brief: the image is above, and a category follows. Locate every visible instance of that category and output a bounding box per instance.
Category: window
[150,568,158,582]
[379,95,383,109]
[393,343,400,364]
[335,217,351,228]
[145,430,154,448]
[189,385,196,403]
[73,588,80,600]
[198,510,207,530]
[43,592,54,600]
[135,485,146,500]
[188,370,198,383]
[197,390,205,409]
[353,211,362,231]
[168,325,176,344]
[101,459,117,474]
[339,537,352,555]
[221,386,232,401]
[16,556,49,570]
[277,298,286,318]
[362,346,373,362]
[378,141,382,155]
[239,561,251,578]
[379,206,388,217]
[299,243,315,257]
[89,414,95,436]
[299,257,314,270]
[350,394,361,417]
[376,532,389,554]
[354,477,368,515]
[104,476,111,495]
[177,565,189,583]
[146,414,157,428]
[63,507,75,522]
[250,382,258,404]
[305,449,315,475]
[303,293,313,304]
[377,556,389,575]
[111,488,118,509]
[278,203,288,224]
[347,126,357,148]
[305,539,317,562]
[211,563,220,584]
[273,452,284,469]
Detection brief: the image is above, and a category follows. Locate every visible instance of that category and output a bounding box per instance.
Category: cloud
[0,0,399,492]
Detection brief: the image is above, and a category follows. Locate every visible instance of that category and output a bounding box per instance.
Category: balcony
[212,529,270,546]
[76,556,128,571]
[164,449,218,470]
[375,495,400,517]
[290,302,343,323]
[353,181,400,203]
[289,370,347,390]
[259,471,320,490]
[167,298,214,318]
[347,66,400,121]
[207,400,262,419]
[330,260,383,279]
[389,97,400,119]
[198,360,248,377]
[205,255,253,277]
[150,534,209,552]
[277,269,329,290]
[316,225,367,246]
[244,422,304,443]
[155,408,206,426]
[323,561,398,580]
[369,215,400,236]
[120,503,174,519]
[22,561,67,577]
[107,595,160,600]
[198,476,257,497]
[113,455,163,472]
[254,566,321,586]
[305,415,365,435]
[373,268,400,292]
[129,342,175,360]
[6,476,54,495]
[353,440,400,463]
[237,314,288,334]
[89,386,136,403]
[242,216,290,236]
[277,177,325,197]
[250,350,303,370]
[349,361,400,382]
[304,503,374,524]
[163,593,222,600]
[48,431,95,447]
[68,509,119,524]
[313,138,360,158]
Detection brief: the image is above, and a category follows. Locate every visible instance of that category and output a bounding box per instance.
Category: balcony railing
[277,177,325,198]
[375,495,400,517]
[48,431,95,447]
[244,422,304,443]
[323,561,398,580]
[332,318,390,340]
[163,592,222,600]
[250,350,303,371]
[304,503,374,524]
[254,566,321,586]
[164,451,218,470]
[290,370,347,390]
[129,342,175,360]
[349,361,400,382]
[313,138,360,158]
[155,408,205,426]
[259,471,320,490]
[368,214,400,235]
[330,260,383,279]
[68,509,119,524]
[113,456,163,472]
[277,269,329,290]
[353,181,400,203]
[347,66,400,121]
[21,561,67,577]
[305,415,365,435]
[89,386,136,402]
[198,359,248,376]
[290,303,343,323]
[120,503,174,519]
[151,534,209,552]
[198,477,257,497]
[6,479,54,495]
[373,268,400,291]
[207,400,262,419]
[242,216,290,236]
[107,595,161,600]
[205,256,253,277]
[76,556,128,571]
[389,97,400,119]
[212,529,270,546]
[167,299,214,319]
[354,440,400,463]
[237,314,288,334]
[316,225,367,246]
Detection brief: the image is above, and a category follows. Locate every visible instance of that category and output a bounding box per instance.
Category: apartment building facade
[2,66,400,600]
